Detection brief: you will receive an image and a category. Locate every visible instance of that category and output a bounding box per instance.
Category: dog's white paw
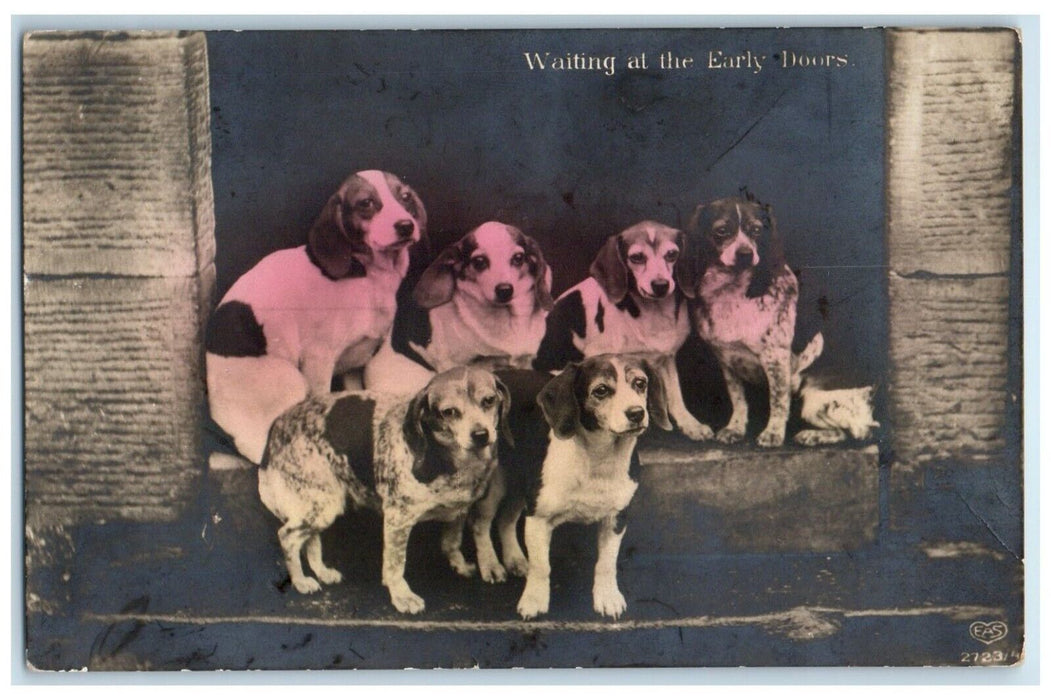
[504,552,529,578]
[592,584,627,620]
[291,575,322,595]
[679,418,714,441]
[516,582,550,620]
[389,587,426,615]
[794,429,846,446]
[314,567,344,586]
[715,427,745,444]
[478,558,508,584]
[450,559,478,579]
[756,428,785,448]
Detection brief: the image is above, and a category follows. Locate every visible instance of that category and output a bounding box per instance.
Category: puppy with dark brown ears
[259,366,512,614]
[685,195,799,447]
[206,170,426,464]
[471,355,672,619]
[364,221,554,396]
[534,221,712,440]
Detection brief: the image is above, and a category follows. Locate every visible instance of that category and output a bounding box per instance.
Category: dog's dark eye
[627,253,647,266]
[399,190,413,203]
[470,256,489,272]
[664,250,679,263]
[631,377,648,393]
[480,395,497,409]
[714,226,731,238]
[355,197,376,211]
[510,252,525,267]
[591,384,612,399]
[747,225,762,237]
[440,407,461,420]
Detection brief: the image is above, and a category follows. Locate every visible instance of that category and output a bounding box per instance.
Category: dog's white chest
[534,438,637,526]
[695,269,782,350]
[428,301,546,368]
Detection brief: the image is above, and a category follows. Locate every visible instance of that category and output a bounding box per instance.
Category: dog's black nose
[734,249,754,268]
[651,279,671,297]
[470,428,491,447]
[394,220,416,239]
[494,283,514,303]
[625,407,646,425]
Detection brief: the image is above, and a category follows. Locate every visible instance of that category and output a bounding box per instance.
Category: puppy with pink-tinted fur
[364,221,553,396]
[685,196,799,447]
[206,170,427,464]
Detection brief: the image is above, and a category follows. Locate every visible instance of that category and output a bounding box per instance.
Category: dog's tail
[791,332,824,393]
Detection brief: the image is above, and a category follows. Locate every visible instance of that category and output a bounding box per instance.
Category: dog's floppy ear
[747,202,785,298]
[672,228,697,299]
[515,229,555,311]
[307,192,371,280]
[414,241,464,309]
[537,364,581,440]
[494,376,515,448]
[640,359,673,432]
[402,388,431,455]
[589,234,629,303]
[685,203,720,274]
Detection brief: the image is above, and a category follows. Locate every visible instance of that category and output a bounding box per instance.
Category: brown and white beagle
[205,170,427,464]
[364,221,553,396]
[471,355,671,619]
[534,221,711,440]
[258,366,511,614]
[685,195,800,447]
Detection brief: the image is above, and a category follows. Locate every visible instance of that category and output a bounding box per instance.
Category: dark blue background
[206,29,885,384]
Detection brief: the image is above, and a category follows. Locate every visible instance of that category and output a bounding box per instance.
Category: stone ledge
[633,444,880,554]
[206,443,881,557]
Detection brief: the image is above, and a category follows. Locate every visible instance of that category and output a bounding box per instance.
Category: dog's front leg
[658,356,713,441]
[382,508,425,614]
[757,351,792,447]
[441,514,477,578]
[301,351,338,396]
[592,514,628,619]
[716,363,748,444]
[517,515,554,619]
[496,500,529,577]
[471,470,509,583]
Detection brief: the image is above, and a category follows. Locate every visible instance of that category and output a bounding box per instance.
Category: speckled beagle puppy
[258,366,511,614]
[364,221,553,396]
[471,355,671,620]
[206,170,426,464]
[685,196,799,447]
[533,221,711,441]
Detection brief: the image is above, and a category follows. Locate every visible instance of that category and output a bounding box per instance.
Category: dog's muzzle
[624,407,646,426]
[494,283,514,304]
[470,427,491,447]
[734,248,755,269]
[650,279,671,298]
[394,219,416,240]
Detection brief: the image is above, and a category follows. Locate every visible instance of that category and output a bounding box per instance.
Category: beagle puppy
[685,195,799,447]
[206,170,426,464]
[258,366,511,614]
[534,221,711,440]
[795,379,880,446]
[364,221,553,396]
[472,355,671,619]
